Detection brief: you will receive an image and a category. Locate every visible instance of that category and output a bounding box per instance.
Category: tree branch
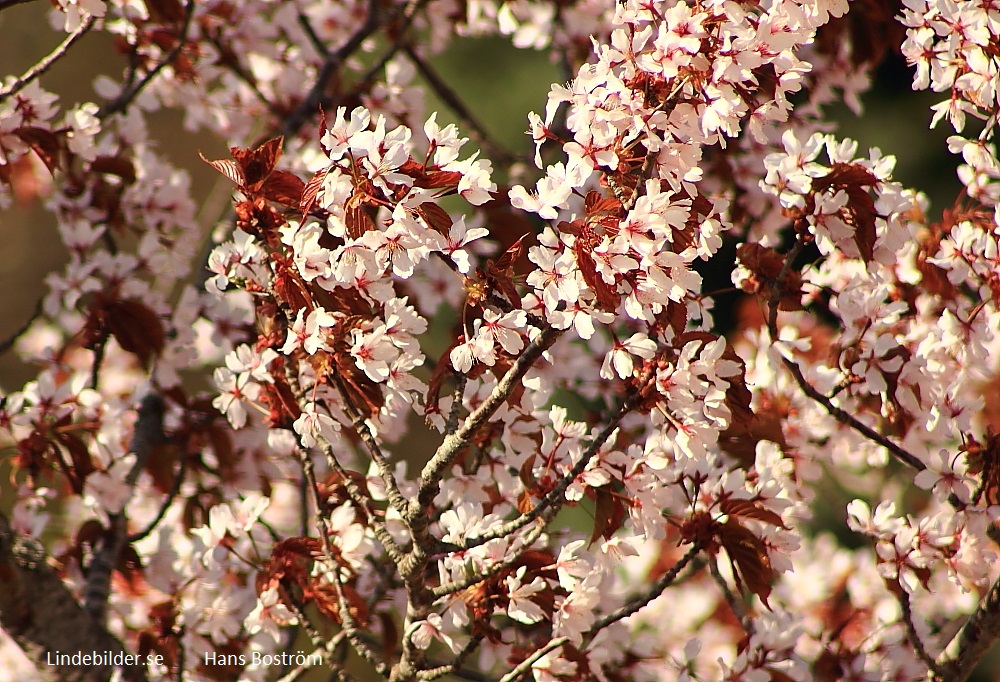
[96,0,195,119]
[412,326,562,517]
[897,587,939,677]
[0,297,42,356]
[0,514,148,682]
[498,637,569,682]
[298,442,390,677]
[83,393,165,623]
[932,575,1000,681]
[0,15,96,102]
[765,237,926,472]
[279,0,382,138]
[402,43,523,167]
[457,386,642,551]
[589,541,702,633]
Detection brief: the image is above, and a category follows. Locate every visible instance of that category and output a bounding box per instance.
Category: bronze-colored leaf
[719,498,788,529]
[719,518,774,607]
[416,201,453,234]
[15,126,62,173]
[105,298,165,365]
[575,242,620,310]
[199,152,245,189]
[91,155,137,184]
[233,136,283,191]
[812,163,880,263]
[300,167,329,217]
[262,169,305,207]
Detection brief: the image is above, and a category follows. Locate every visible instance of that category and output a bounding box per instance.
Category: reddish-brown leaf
[345,193,375,239]
[812,163,880,263]
[15,126,62,173]
[719,498,788,529]
[397,159,463,190]
[485,261,520,307]
[575,243,620,310]
[199,152,245,188]
[317,106,329,153]
[233,136,283,191]
[105,298,165,365]
[494,234,527,272]
[584,190,622,218]
[300,167,329,217]
[91,155,137,184]
[518,454,538,492]
[416,201,453,234]
[146,0,187,23]
[589,486,627,546]
[516,489,534,515]
[262,169,305,208]
[54,428,94,490]
[735,242,804,311]
[719,519,774,607]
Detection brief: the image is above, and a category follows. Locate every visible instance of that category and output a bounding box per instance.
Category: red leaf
[300,167,329,217]
[416,202,453,234]
[234,136,283,191]
[346,192,376,239]
[485,261,520,307]
[15,126,62,173]
[584,190,622,218]
[54,429,94,491]
[317,106,329,153]
[495,234,527,272]
[734,242,804,311]
[199,152,245,188]
[262,169,305,207]
[518,454,538,492]
[812,163,880,263]
[574,243,620,310]
[719,498,788,529]
[105,298,165,365]
[91,155,137,184]
[719,519,775,607]
[589,486,627,546]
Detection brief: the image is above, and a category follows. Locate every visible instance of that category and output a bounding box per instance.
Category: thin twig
[0,297,42,356]
[296,11,329,59]
[709,558,753,636]
[328,374,409,522]
[402,43,522,167]
[0,15,97,102]
[897,588,939,677]
[457,387,642,551]
[128,459,186,543]
[281,598,348,679]
[430,517,549,599]
[279,0,382,138]
[933,574,1000,681]
[281,351,405,566]
[498,637,569,682]
[298,443,390,676]
[415,633,485,680]
[765,238,925,472]
[413,326,562,515]
[96,0,195,119]
[590,542,702,632]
